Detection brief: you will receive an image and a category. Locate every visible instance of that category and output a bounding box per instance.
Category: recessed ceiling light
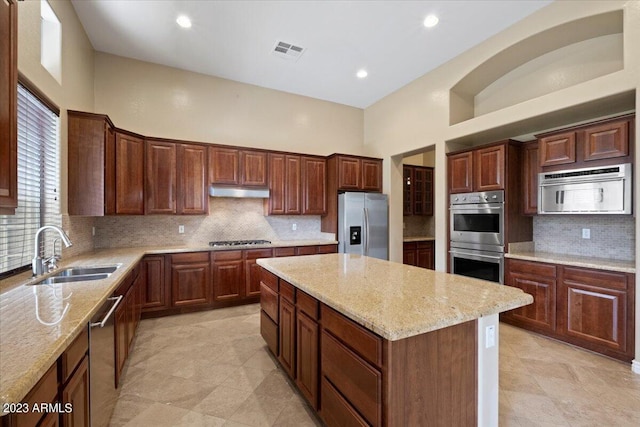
[356,69,368,79]
[423,14,439,28]
[176,15,192,29]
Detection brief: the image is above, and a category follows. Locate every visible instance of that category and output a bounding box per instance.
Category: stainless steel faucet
[32,225,73,276]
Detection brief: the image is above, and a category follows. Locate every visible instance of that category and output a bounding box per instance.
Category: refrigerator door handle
[364,207,369,255]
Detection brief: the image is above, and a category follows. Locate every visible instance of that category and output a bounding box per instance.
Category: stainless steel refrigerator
[338,192,389,260]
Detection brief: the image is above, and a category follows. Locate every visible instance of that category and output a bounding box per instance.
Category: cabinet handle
[90,295,124,328]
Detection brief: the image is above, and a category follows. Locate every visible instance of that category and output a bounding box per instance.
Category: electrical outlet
[178,225,185,234]
[485,325,496,348]
[91,226,95,236]
[582,228,590,239]
[292,223,297,231]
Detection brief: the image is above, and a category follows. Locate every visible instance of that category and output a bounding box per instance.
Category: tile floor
[110,304,640,426]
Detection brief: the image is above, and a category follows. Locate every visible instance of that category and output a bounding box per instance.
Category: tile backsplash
[94,198,334,248]
[533,215,635,261]
[61,215,95,258]
[403,215,435,237]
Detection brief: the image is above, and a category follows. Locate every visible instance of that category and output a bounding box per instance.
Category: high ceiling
[71,0,553,109]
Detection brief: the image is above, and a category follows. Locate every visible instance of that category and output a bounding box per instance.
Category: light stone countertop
[505,250,635,274]
[0,239,336,411]
[403,236,435,242]
[258,254,533,341]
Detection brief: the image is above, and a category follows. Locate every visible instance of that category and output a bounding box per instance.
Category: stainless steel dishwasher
[89,294,124,427]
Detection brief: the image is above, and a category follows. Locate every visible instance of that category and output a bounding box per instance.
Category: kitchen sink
[37,274,110,285]
[53,265,121,277]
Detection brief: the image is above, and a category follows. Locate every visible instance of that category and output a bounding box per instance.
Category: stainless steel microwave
[538,163,632,214]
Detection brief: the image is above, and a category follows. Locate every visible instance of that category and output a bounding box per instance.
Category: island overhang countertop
[257,253,533,341]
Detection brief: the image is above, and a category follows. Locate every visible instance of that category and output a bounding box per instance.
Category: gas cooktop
[209,240,271,247]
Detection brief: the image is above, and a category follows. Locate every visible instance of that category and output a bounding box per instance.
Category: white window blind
[0,84,60,275]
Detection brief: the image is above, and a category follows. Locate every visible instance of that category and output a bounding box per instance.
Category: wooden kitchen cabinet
[177,143,208,214]
[403,244,416,265]
[403,241,434,270]
[212,250,244,302]
[403,165,433,216]
[447,151,473,194]
[361,159,383,192]
[279,287,296,378]
[502,259,556,333]
[140,255,169,312]
[170,252,212,307]
[582,119,629,161]
[522,141,539,215]
[336,155,361,190]
[114,131,145,215]
[208,147,267,187]
[302,156,327,215]
[474,144,505,191]
[268,153,302,215]
[61,356,89,427]
[296,291,320,409]
[245,248,273,297]
[145,140,176,214]
[558,266,633,360]
[0,0,17,214]
[538,131,576,167]
[114,294,128,387]
[403,166,413,216]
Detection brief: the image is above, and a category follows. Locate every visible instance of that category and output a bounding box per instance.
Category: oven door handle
[449,250,502,261]
[90,295,123,328]
[449,205,503,211]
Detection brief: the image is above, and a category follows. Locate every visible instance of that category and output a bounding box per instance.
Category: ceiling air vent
[272,40,305,62]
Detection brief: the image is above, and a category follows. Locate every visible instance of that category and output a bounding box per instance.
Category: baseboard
[632,359,640,375]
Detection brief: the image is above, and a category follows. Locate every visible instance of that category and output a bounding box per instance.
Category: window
[0,84,60,275]
[40,0,62,84]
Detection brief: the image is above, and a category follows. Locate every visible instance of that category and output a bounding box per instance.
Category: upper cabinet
[332,154,383,193]
[177,143,208,215]
[403,165,433,216]
[448,142,506,194]
[0,0,17,214]
[145,140,177,214]
[268,153,301,215]
[536,114,634,171]
[301,156,326,215]
[208,147,267,187]
[521,141,539,216]
[114,131,145,215]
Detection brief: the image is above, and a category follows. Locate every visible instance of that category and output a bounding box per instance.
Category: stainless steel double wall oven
[449,190,504,284]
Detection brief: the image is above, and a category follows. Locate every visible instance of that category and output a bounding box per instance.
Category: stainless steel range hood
[208,185,270,198]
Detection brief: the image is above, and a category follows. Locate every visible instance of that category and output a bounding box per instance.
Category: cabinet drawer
[60,327,89,384]
[320,377,369,427]
[508,259,556,278]
[280,280,295,303]
[245,248,273,259]
[321,304,382,367]
[212,250,243,261]
[296,290,319,320]
[15,363,58,427]
[562,266,628,291]
[260,268,278,291]
[317,244,338,254]
[260,282,279,323]
[416,241,433,249]
[260,310,278,356]
[296,246,318,256]
[171,251,209,263]
[321,331,381,427]
[274,247,296,257]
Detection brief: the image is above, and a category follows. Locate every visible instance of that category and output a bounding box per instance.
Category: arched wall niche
[450,10,623,125]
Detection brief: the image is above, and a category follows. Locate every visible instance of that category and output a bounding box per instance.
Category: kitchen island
[257,253,533,427]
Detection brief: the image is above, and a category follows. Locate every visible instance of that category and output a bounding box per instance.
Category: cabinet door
[178,143,208,214]
[506,272,556,332]
[279,297,296,378]
[413,167,433,216]
[539,132,576,167]
[416,242,434,270]
[268,153,285,214]
[474,144,505,191]
[61,356,90,427]
[209,147,239,185]
[558,267,630,356]
[245,249,273,297]
[361,159,382,192]
[522,141,539,215]
[115,132,145,214]
[241,150,268,186]
[171,260,212,307]
[403,249,416,266]
[104,125,116,215]
[141,255,168,311]
[402,167,413,216]
[0,0,17,213]
[448,151,473,194]
[302,156,326,215]
[285,155,302,214]
[212,251,244,301]
[40,411,60,427]
[337,156,361,190]
[296,311,319,409]
[582,120,629,162]
[145,140,176,214]
[114,297,128,387]
[126,286,136,351]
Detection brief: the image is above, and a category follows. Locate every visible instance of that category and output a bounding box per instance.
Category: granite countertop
[505,250,635,274]
[258,254,533,341]
[403,236,435,242]
[0,239,336,411]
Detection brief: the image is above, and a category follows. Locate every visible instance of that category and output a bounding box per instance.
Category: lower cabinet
[403,241,435,270]
[171,252,211,307]
[212,250,244,302]
[140,255,169,312]
[114,265,143,387]
[61,356,89,427]
[245,249,273,297]
[503,258,635,362]
[278,292,296,377]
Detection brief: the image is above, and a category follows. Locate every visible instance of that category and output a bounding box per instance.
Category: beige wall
[93,53,364,157]
[365,0,640,370]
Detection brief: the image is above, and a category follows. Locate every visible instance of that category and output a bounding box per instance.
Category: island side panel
[384,319,478,426]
